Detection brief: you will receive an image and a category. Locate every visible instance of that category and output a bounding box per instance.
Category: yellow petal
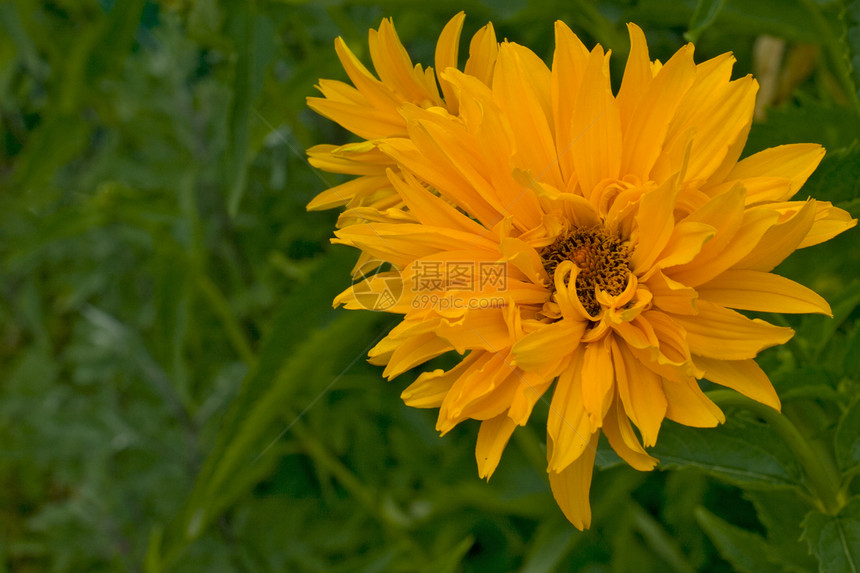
[387,169,487,235]
[602,396,659,471]
[333,36,399,113]
[571,45,622,197]
[307,97,404,139]
[380,136,504,228]
[493,42,564,190]
[612,338,667,447]
[704,176,793,206]
[401,352,481,408]
[611,314,659,350]
[369,19,441,104]
[547,351,594,472]
[651,52,735,181]
[672,300,794,360]
[645,269,698,315]
[435,12,466,111]
[797,201,858,248]
[548,432,599,530]
[616,23,653,127]
[662,378,725,427]
[476,413,518,479]
[734,199,816,271]
[499,237,550,287]
[695,356,781,411]
[307,142,391,175]
[380,332,454,378]
[631,177,680,273]
[552,21,590,181]
[702,109,752,190]
[580,336,615,425]
[665,70,757,183]
[333,222,497,268]
[669,188,781,287]
[450,373,520,427]
[507,370,555,426]
[463,22,498,86]
[697,270,832,315]
[333,272,413,314]
[721,143,824,202]
[626,310,698,383]
[315,78,365,105]
[437,352,518,432]
[621,43,696,180]
[653,221,716,271]
[511,318,587,375]
[307,175,391,211]
[436,309,514,354]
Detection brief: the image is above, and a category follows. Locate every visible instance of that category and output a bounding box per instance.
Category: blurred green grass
[1,0,858,571]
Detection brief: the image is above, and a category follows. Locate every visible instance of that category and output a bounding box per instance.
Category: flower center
[541,226,631,316]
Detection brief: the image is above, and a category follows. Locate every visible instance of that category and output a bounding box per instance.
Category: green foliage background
[1,0,859,571]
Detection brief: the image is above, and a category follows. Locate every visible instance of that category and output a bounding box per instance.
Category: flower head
[309,16,856,529]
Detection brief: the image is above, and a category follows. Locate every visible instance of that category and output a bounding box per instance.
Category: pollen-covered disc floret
[542,226,631,316]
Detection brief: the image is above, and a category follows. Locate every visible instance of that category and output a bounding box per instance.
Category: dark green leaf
[422,535,475,573]
[842,0,860,111]
[649,416,802,488]
[631,503,697,573]
[717,0,832,43]
[745,489,820,573]
[835,397,860,473]
[796,279,860,360]
[685,0,726,43]
[519,520,576,573]
[803,142,860,206]
[802,497,860,573]
[175,308,386,544]
[695,506,782,573]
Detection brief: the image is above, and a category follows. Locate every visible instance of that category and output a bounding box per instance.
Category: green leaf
[685,0,726,43]
[803,142,860,206]
[519,520,576,573]
[225,5,254,218]
[144,526,163,573]
[771,367,839,400]
[835,397,860,473]
[178,309,385,540]
[797,279,860,360]
[422,535,475,573]
[0,2,45,77]
[802,497,860,573]
[649,416,802,488]
[718,0,831,43]
[842,0,860,113]
[745,93,860,155]
[9,115,90,204]
[843,321,860,381]
[695,507,780,573]
[225,7,274,217]
[162,248,393,558]
[745,490,820,573]
[85,0,146,84]
[631,503,697,573]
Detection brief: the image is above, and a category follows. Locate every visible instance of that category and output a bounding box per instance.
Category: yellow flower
[306,13,498,218]
[313,18,857,529]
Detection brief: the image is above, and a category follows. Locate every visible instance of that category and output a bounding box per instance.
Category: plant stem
[707,390,844,515]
